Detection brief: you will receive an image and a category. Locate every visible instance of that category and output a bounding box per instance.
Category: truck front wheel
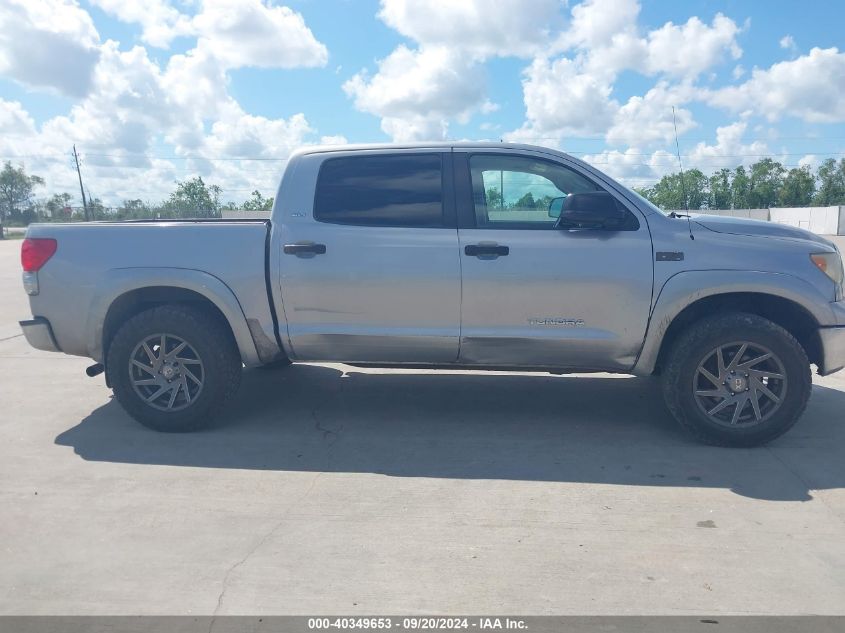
[662,312,812,447]
[106,305,242,432]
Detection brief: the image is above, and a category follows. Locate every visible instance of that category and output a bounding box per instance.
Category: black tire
[106,304,242,432]
[662,312,812,447]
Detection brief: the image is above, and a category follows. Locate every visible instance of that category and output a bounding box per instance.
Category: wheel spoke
[716,346,727,375]
[728,343,748,371]
[145,385,168,403]
[183,366,202,386]
[181,376,192,404]
[134,378,159,386]
[159,334,167,359]
[749,368,784,380]
[730,395,748,425]
[167,382,180,408]
[175,357,202,365]
[699,367,722,388]
[166,341,186,360]
[132,359,156,375]
[142,342,156,364]
[753,378,781,403]
[737,352,772,370]
[707,397,732,416]
[695,389,724,397]
[749,387,763,420]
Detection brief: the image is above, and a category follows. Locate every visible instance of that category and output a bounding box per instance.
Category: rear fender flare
[86,267,261,366]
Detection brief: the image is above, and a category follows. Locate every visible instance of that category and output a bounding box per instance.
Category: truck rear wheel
[662,312,812,447]
[106,305,242,432]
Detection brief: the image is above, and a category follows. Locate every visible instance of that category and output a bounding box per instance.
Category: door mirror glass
[548,196,565,219]
[556,192,633,230]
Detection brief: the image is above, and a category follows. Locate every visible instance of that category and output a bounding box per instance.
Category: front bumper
[819,326,845,376]
[19,317,61,353]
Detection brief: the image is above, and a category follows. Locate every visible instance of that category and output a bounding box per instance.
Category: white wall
[668,206,844,235]
[769,206,842,235]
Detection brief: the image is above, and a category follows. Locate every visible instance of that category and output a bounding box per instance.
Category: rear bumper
[19,317,61,353]
[819,326,845,376]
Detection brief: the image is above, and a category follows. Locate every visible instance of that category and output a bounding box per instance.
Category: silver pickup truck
[18,143,845,446]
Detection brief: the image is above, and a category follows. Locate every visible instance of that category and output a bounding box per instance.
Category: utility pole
[72,145,89,221]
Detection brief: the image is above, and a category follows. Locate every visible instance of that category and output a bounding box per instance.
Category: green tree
[513,192,537,210]
[43,193,73,220]
[241,190,274,212]
[637,169,708,210]
[160,176,221,218]
[730,166,750,209]
[778,166,816,207]
[813,158,845,206]
[747,158,785,208]
[115,199,152,220]
[485,186,503,209]
[708,168,732,210]
[0,162,44,238]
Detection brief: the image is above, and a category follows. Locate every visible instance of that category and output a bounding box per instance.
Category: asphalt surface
[1,236,844,615]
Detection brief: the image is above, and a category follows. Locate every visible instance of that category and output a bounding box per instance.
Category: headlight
[811,252,844,300]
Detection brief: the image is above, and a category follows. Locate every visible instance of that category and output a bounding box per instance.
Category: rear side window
[314,154,444,227]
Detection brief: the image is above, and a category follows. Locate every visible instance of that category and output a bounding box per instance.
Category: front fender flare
[632,269,836,375]
[86,267,261,366]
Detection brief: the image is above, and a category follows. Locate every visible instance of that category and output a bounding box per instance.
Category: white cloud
[192,0,328,70]
[88,0,328,68]
[779,35,796,51]
[88,0,192,48]
[582,148,676,186]
[581,122,769,186]
[707,47,845,123]
[378,0,561,58]
[506,3,744,144]
[505,56,618,142]
[344,45,486,141]
[0,99,37,137]
[559,0,641,51]
[0,0,101,96]
[685,121,769,170]
[643,14,742,77]
[606,82,697,147]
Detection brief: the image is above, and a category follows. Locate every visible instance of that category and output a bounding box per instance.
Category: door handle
[465,244,509,258]
[284,242,327,256]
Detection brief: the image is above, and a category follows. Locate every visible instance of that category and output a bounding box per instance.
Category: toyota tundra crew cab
[18,143,845,446]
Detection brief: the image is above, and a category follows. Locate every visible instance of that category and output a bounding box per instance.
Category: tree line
[0,161,274,238]
[635,157,845,211]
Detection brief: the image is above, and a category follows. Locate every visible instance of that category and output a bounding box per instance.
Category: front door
[455,151,654,370]
[278,151,461,363]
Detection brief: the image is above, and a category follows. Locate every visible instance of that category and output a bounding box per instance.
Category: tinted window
[469,154,601,228]
[314,154,444,227]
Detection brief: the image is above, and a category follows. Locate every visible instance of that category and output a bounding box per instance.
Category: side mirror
[548,197,565,219]
[556,192,629,230]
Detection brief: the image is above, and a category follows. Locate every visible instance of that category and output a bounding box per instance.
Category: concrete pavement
[1,237,844,615]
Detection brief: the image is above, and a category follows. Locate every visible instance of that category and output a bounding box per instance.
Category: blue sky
[0,0,843,204]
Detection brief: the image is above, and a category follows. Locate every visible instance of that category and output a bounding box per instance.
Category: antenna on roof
[672,106,694,241]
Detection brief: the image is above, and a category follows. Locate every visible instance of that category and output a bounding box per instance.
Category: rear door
[454,150,654,370]
[277,150,461,363]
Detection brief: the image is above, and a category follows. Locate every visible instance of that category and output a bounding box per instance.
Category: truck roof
[291,141,571,158]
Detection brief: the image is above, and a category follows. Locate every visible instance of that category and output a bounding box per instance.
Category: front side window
[314,154,443,227]
[469,154,601,228]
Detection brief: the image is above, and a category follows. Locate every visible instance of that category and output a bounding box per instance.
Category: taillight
[21,238,57,272]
